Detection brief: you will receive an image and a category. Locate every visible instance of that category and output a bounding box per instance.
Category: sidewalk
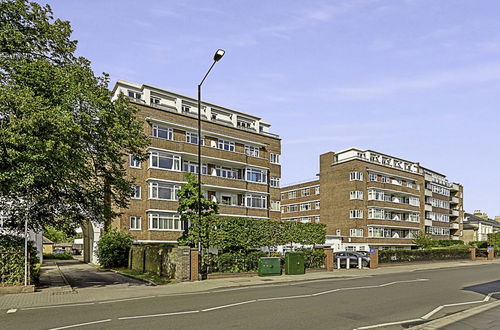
[1,259,499,311]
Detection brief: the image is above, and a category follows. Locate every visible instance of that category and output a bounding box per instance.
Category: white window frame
[315,186,320,195]
[315,201,320,210]
[369,173,377,181]
[350,228,363,237]
[129,216,141,230]
[288,191,297,199]
[149,182,181,201]
[183,161,207,175]
[148,213,187,231]
[349,210,363,219]
[245,194,267,209]
[270,200,281,211]
[270,177,280,188]
[349,172,363,181]
[216,166,238,179]
[270,153,280,164]
[301,189,310,197]
[218,139,235,152]
[186,132,199,145]
[350,191,363,200]
[244,145,260,157]
[300,203,311,211]
[152,124,173,140]
[129,154,141,168]
[131,185,141,199]
[245,167,267,183]
[150,151,181,171]
[128,90,142,99]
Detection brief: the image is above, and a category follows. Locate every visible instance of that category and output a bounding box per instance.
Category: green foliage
[177,173,218,249]
[206,250,267,273]
[468,241,488,248]
[433,240,464,247]
[412,231,434,249]
[296,248,326,269]
[379,247,470,264]
[43,225,77,244]
[96,230,133,268]
[0,234,39,285]
[488,233,500,248]
[0,0,149,231]
[43,252,73,260]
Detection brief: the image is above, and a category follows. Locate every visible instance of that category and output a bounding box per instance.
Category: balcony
[451,196,459,204]
[451,183,460,192]
[450,209,459,217]
[425,190,432,197]
[425,204,432,212]
[450,223,460,229]
[425,219,432,226]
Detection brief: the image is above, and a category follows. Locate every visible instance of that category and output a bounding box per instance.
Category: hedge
[0,234,39,285]
[43,252,73,260]
[296,248,326,269]
[379,247,470,264]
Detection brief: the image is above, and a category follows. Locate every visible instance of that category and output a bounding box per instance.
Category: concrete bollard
[337,258,341,270]
[346,257,350,269]
[358,257,362,269]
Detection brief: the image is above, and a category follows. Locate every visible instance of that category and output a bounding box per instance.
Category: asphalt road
[3,264,500,330]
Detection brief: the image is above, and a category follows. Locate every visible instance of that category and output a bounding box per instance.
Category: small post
[358,257,362,269]
[346,257,350,269]
[488,246,494,261]
[190,248,200,281]
[369,248,379,269]
[470,247,477,261]
[324,248,334,271]
[337,257,341,270]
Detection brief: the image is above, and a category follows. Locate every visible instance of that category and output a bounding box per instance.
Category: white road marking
[355,318,423,329]
[257,294,311,301]
[354,290,500,329]
[156,291,211,297]
[201,300,257,312]
[118,310,200,320]
[6,309,17,314]
[48,319,111,330]
[21,302,95,311]
[98,296,156,304]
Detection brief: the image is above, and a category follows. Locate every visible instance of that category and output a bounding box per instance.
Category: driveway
[39,259,146,291]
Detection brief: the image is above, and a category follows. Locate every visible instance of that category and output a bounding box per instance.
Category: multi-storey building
[111,80,281,244]
[281,148,464,251]
[280,180,321,224]
[462,212,500,243]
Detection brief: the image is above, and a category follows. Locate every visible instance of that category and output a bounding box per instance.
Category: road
[2,263,500,330]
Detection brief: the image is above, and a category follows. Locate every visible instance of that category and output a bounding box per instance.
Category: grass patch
[113,268,174,285]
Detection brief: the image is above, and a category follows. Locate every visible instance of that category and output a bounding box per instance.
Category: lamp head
[213,49,225,62]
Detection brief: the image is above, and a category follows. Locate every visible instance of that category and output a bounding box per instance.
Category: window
[220,195,233,205]
[183,161,207,175]
[315,186,320,195]
[350,191,363,200]
[270,177,280,188]
[409,196,419,206]
[336,229,341,236]
[218,139,235,152]
[129,154,141,168]
[150,96,161,104]
[281,193,287,200]
[288,205,298,213]
[301,189,310,197]
[216,166,237,179]
[246,167,267,183]
[300,203,311,211]
[270,201,281,211]
[237,120,252,129]
[149,182,181,200]
[407,181,414,188]
[426,226,450,236]
[350,229,363,237]
[315,216,320,223]
[288,191,297,199]
[152,124,173,140]
[245,194,267,209]
[130,216,141,230]
[270,153,280,164]
[127,90,141,99]
[186,132,199,145]
[349,172,363,181]
[369,174,377,182]
[150,151,181,171]
[381,176,389,183]
[244,145,260,157]
[315,201,320,210]
[350,210,363,219]
[131,185,141,199]
[367,189,384,201]
[149,213,187,231]
[182,105,191,113]
[368,208,385,220]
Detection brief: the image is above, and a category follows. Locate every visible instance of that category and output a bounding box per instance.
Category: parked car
[334,251,370,268]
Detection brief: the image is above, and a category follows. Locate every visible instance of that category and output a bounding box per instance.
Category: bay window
[150,151,181,171]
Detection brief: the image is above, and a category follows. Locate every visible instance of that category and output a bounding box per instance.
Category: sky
[40,0,500,216]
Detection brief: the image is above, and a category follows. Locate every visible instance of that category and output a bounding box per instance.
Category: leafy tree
[177,173,218,249]
[96,229,133,268]
[0,0,148,232]
[412,231,434,249]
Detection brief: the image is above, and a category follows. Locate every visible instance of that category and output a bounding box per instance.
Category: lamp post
[197,49,225,280]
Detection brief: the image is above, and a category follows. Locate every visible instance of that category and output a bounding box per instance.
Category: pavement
[1,259,500,329]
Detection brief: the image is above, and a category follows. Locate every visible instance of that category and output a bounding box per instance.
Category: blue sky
[41,0,500,216]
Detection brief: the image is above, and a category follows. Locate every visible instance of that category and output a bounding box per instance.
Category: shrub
[488,233,500,248]
[468,241,488,248]
[434,240,464,247]
[210,250,267,273]
[0,234,39,285]
[379,247,470,264]
[297,248,326,269]
[96,230,133,268]
[43,252,73,260]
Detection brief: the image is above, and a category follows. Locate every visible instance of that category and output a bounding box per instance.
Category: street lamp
[197,49,225,280]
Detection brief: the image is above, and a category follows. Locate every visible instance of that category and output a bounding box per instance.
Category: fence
[378,248,471,264]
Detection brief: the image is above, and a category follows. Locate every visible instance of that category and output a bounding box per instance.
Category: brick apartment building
[111,80,281,244]
[281,148,464,251]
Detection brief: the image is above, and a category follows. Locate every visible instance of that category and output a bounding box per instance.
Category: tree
[0,0,149,232]
[412,231,434,249]
[177,173,218,249]
[96,229,133,268]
